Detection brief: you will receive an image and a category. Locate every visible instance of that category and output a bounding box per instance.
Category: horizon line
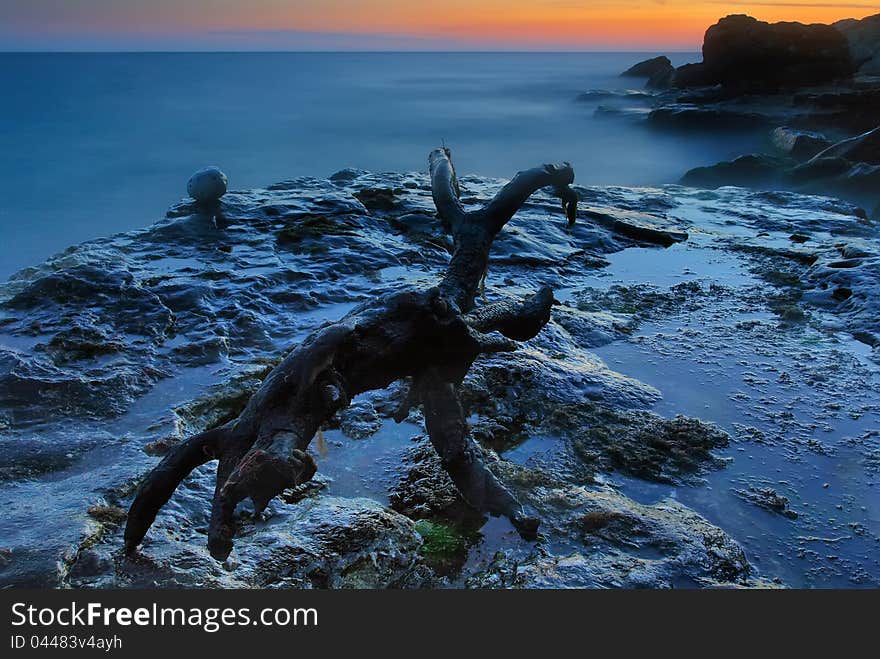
[0,49,702,54]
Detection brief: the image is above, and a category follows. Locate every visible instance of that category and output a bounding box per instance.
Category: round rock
[187,167,227,204]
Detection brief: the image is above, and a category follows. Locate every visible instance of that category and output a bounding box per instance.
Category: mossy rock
[414,519,480,576]
[276,214,363,249]
[545,404,731,485]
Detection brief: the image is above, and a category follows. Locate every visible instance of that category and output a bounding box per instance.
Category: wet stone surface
[0,170,878,588]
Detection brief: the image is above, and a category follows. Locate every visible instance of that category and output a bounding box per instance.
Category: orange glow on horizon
[212,1,879,49]
[4,1,877,50]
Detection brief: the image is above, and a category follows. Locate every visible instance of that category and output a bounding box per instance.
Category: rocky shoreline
[1,17,879,588]
[610,13,880,218]
[1,162,878,588]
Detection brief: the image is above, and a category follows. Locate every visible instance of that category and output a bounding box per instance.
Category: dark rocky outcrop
[835,13,880,75]
[621,56,675,89]
[682,161,879,219]
[621,56,672,78]
[682,124,880,217]
[681,154,789,188]
[675,14,855,92]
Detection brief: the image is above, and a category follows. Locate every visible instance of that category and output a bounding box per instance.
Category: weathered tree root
[125,147,577,560]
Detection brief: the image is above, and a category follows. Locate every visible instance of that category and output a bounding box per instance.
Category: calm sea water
[0,52,768,277]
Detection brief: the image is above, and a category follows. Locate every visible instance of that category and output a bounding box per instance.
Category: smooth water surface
[0,51,773,276]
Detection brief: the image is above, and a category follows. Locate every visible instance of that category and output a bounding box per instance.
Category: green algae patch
[414,519,480,577]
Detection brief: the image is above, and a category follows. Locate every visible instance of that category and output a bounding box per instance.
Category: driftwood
[124,147,578,560]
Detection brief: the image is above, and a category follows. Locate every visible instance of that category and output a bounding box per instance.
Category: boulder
[187,166,228,204]
[580,207,688,247]
[770,127,831,160]
[621,55,672,78]
[467,484,756,589]
[675,14,855,91]
[673,62,714,88]
[67,495,432,588]
[646,66,675,90]
[788,156,853,182]
[681,154,787,188]
[835,13,880,75]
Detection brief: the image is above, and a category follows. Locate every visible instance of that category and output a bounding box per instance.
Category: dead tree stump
[125,147,578,560]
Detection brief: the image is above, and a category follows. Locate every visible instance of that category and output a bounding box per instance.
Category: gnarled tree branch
[125,147,577,560]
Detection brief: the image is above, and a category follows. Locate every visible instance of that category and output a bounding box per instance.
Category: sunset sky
[1,1,877,51]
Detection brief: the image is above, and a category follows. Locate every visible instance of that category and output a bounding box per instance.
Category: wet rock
[559,407,731,484]
[622,56,672,78]
[354,187,404,212]
[462,343,660,421]
[801,241,880,345]
[682,128,880,214]
[40,324,126,363]
[771,127,832,161]
[387,212,447,247]
[336,399,383,439]
[468,482,755,588]
[572,281,712,323]
[142,436,178,456]
[551,305,634,349]
[9,169,880,589]
[276,213,364,249]
[675,14,854,92]
[580,207,688,247]
[67,550,114,580]
[69,494,433,589]
[187,167,227,205]
[87,504,127,526]
[0,169,634,432]
[0,345,164,421]
[237,497,431,588]
[732,483,798,519]
[170,362,273,436]
[392,427,743,587]
[648,104,768,131]
[0,435,95,481]
[647,67,676,90]
[787,158,880,207]
[389,437,479,523]
[682,154,788,188]
[328,168,366,184]
[621,56,676,89]
[671,62,715,89]
[788,156,860,181]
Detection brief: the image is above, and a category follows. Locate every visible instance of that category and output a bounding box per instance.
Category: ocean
[0,51,772,278]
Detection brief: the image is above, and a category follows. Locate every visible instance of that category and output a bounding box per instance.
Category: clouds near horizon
[1,1,876,51]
